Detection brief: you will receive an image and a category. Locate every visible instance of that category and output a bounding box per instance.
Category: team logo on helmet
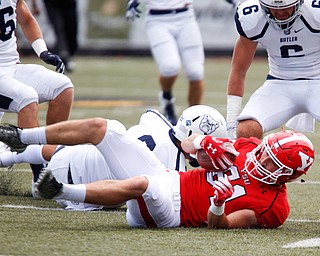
[199,115,220,135]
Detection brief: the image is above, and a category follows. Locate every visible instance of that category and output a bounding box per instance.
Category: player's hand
[126,0,141,21]
[40,51,65,74]
[226,121,237,140]
[199,136,239,170]
[213,174,234,206]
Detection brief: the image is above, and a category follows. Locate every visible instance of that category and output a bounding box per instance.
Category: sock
[0,145,47,167]
[0,151,16,167]
[31,163,46,182]
[54,183,86,202]
[162,91,173,100]
[14,145,47,165]
[20,127,47,144]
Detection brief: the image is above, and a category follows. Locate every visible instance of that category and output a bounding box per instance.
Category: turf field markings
[0,204,124,213]
[287,218,320,223]
[0,204,63,211]
[282,237,320,248]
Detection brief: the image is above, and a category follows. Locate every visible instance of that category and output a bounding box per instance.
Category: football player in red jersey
[2,117,312,229]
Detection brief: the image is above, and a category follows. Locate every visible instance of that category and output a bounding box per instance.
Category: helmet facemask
[244,130,314,185]
[259,0,303,30]
[245,139,294,185]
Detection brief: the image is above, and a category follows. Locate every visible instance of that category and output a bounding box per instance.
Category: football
[196,149,236,171]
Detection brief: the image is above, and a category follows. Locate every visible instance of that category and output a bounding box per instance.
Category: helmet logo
[297,151,313,171]
[186,120,192,127]
[199,115,220,135]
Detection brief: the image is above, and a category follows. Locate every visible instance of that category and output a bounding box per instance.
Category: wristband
[209,203,225,216]
[193,135,206,150]
[31,38,48,57]
[226,95,242,123]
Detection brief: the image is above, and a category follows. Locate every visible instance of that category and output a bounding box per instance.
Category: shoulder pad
[235,0,269,40]
[300,0,320,32]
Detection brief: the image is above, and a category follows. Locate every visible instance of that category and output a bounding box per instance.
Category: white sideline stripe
[0,204,63,211]
[0,204,124,214]
[287,218,320,223]
[1,204,319,221]
[282,238,320,248]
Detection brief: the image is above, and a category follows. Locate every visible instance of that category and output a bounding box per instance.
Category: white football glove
[125,0,141,21]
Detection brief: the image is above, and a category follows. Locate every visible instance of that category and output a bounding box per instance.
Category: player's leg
[178,18,205,107]
[36,168,148,206]
[146,21,180,125]
[43,118,107,145]
[93,119,166,180]
[14,64,74,125]
[0,144,51,167]
[0,74,39,128]
[126,171,181,228]
[237,80,302,138]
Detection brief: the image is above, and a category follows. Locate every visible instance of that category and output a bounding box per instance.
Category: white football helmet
[173,105,227,141]
[259,0,303,30]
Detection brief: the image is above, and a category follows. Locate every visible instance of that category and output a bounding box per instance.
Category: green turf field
[0,56,319,255]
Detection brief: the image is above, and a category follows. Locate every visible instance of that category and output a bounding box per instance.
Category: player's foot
[158,92,177,125]
[0,124,26,153]
[0,141,15,170]
[36,169,63,199]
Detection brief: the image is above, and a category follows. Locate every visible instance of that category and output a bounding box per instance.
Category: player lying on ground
[0,106,227,210]
[0,121,314,228]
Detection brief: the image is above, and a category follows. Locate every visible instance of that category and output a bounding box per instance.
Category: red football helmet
[244,130,314,185]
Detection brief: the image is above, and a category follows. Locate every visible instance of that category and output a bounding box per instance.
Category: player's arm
[16,0,43,43]
[16,0,65,73]
[207,174,259,229]
[180,134,199,155]
[226,35,257,138]
[208,209,258,229]
[227,35,257,97]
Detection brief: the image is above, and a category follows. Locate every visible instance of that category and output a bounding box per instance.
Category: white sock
[54,183,86,202]
[20,127,47,144]
[13,145,47,164]
[0,151,16,167]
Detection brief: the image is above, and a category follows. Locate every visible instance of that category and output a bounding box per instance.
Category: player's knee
[159,61,180,77]
[237,120,263,139]
[51,87,74,105]
[128,176,149,197]
[87,118,107,139]
[19,102,38,114]
[185,64,204,81]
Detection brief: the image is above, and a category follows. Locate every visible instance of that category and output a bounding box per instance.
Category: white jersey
[0,0,20,66]
[236,0,320,79]
[144,0,192,10]
[128,109,187,172]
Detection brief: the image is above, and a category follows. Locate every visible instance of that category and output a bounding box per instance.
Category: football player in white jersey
[0,0,74,183]
[126,0,205,125]
[226,0,320,139]
[0,105,227,210]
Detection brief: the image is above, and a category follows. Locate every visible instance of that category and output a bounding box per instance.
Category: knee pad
[159,60,180,77]
[185,63,204,81]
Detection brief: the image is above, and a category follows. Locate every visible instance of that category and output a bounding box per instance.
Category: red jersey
[179,137,290,229]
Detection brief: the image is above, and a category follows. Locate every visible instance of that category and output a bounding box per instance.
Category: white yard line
[282,238,320,248]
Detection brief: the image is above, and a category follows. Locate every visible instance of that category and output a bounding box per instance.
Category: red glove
[213,174,234,206]
[198,136,239,170]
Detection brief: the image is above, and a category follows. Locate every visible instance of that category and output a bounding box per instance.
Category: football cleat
[0,124,26,153]
[36,169,63,199]
[158,92,177,125]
